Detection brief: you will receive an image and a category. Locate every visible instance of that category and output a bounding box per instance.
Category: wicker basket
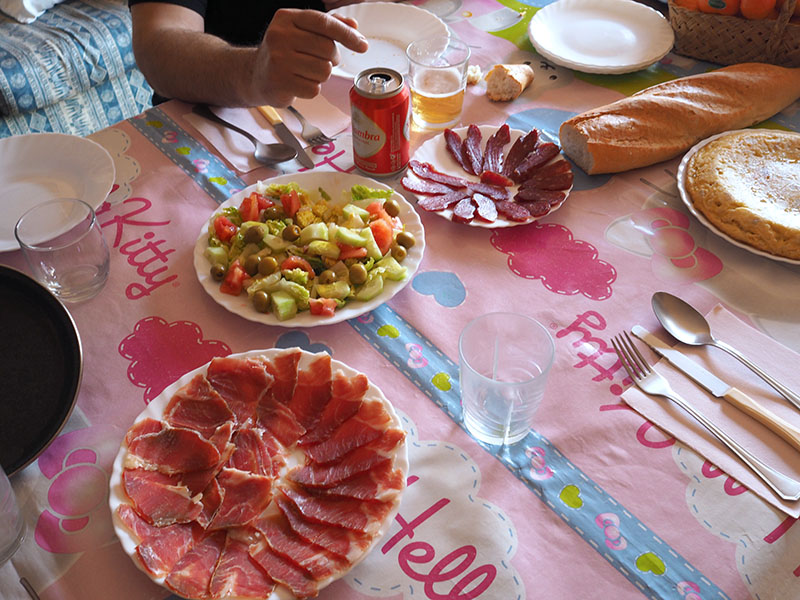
[667,0,800,67]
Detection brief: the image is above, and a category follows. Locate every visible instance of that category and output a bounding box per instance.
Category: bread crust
[558,63,800,174]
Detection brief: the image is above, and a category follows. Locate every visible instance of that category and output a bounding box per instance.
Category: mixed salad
[204,180,417,321]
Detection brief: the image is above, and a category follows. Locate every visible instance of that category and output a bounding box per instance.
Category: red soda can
[350,68,410,177]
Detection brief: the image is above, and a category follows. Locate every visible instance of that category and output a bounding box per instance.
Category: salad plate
[110,347,408,599]
[0,265,82,475]
[329,2,447,79]
[408,124,572,228]
[193,171,425,327]
[528,0,674,74]
[676,130,800,266]
[0,133,115,252]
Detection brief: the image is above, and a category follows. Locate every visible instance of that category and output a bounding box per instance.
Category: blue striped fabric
[0,0,152,137]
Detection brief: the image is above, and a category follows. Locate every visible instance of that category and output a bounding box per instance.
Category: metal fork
[612,331,800,502]
[287,105,334,145]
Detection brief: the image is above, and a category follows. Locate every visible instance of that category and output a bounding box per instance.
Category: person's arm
[130,4,368,107]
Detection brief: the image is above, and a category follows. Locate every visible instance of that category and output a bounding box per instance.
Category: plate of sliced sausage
[109,347,408,600]
[402,123,574,228]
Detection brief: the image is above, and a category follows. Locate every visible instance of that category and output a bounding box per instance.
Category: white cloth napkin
[623,305,800,517]
[184,96,350,173]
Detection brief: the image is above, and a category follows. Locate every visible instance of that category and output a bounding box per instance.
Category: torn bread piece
[485,64,535,102]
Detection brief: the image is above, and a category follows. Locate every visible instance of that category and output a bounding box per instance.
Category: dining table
[2,1,800,599]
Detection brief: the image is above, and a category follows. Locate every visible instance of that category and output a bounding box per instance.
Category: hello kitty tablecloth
[3,1,800,599]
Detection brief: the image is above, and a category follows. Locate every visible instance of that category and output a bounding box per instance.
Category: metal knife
[632,325,800,453]
[257,105,314,169]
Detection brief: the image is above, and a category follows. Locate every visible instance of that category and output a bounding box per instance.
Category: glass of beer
[406,35,470,130]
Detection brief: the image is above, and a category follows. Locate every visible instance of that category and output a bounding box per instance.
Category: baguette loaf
[558,63,800,175]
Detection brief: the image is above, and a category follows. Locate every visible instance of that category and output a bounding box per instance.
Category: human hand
[253,8,368,106]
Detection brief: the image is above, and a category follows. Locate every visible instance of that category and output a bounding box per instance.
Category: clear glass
[459,312,555,445]
[0,464,24,565]
[15,198,110,303]
[406,35,470,130]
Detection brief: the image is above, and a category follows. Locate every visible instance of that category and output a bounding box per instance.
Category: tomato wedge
[309,297,338,316]
[220,261,247,295]
[366,201,392,226]
[281,189,301,218]
[337,242,368,260]
[369,219,393,256]
[213,215,238,243]
[239,195,260,222]
[280,256,315,279]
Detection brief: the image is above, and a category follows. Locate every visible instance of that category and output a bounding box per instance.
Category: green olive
[210,263,227,281]
[244,254,261,276]
[243,226,263,244]
[252,290,271,313]
[396,231,416,249]
[348,263,368,285]
[318,269,336,285]
[263,206,283,221]
[282,224,301,241]
[383,198,400,217]
[258,256,279,276]
[391,245,407,261]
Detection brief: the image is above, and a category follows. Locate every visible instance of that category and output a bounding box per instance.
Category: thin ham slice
[299,371,368,446]
[206,357,274,427]
[122,468,203,527]
[252,514,348,580]
[511,142,560,182]
[165,531,227,598]
[164,374,235,438]
[417,189,471,212]
[466,181,509,202]
[443,128,471,172]
[261,350,300,405]
[408,160,468,189]
[286,353,332,431]
[207,468,273,531]
[256,395,306,448]
[248,539,319,599]
[227,427,273,476]
[495,201,532,222]
[289,429,404,487]
[280,485,391,536]
[126,426,221,474]
[181,422,236,496]
[473,193,498,223]
[514,187,567,206]
[274,492,371,562]
[116,504,200,578]
[303,398,391,464]
[209,535,275,599]
[519,199,551,218]
[312,461,405,502]
[124,418,163,446]
[196,478,224,529]
[452,196,476,223]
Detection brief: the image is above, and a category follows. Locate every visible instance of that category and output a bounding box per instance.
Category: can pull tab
[367,73,392,94]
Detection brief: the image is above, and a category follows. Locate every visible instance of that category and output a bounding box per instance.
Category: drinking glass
[406,35,470,130]
[0,464,24,565]
[15,198,110,303]
[459,312,555,445]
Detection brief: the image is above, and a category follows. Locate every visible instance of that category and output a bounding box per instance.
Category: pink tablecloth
[3,2,800,599]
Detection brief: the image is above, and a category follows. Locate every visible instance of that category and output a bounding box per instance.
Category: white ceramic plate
[193,171,425,326]
[528,0,674,74]
[0,133,115,252]
[409,125,572,228]
[677,129,800,266]
[109,347,409,599]
[330,1,448,79]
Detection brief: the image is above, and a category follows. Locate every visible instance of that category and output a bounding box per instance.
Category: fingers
[293,10,369,54]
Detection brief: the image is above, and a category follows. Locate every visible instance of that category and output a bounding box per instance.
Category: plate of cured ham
[402,124,574,228]
[109,348,408,600]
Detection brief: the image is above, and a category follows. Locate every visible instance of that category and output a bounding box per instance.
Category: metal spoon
[191,104,297,165]
[652,291,800,412]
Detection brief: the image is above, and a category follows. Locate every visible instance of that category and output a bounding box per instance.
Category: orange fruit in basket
[673,0,700,8]
[741,0,777,18]
[698,0,740,14]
